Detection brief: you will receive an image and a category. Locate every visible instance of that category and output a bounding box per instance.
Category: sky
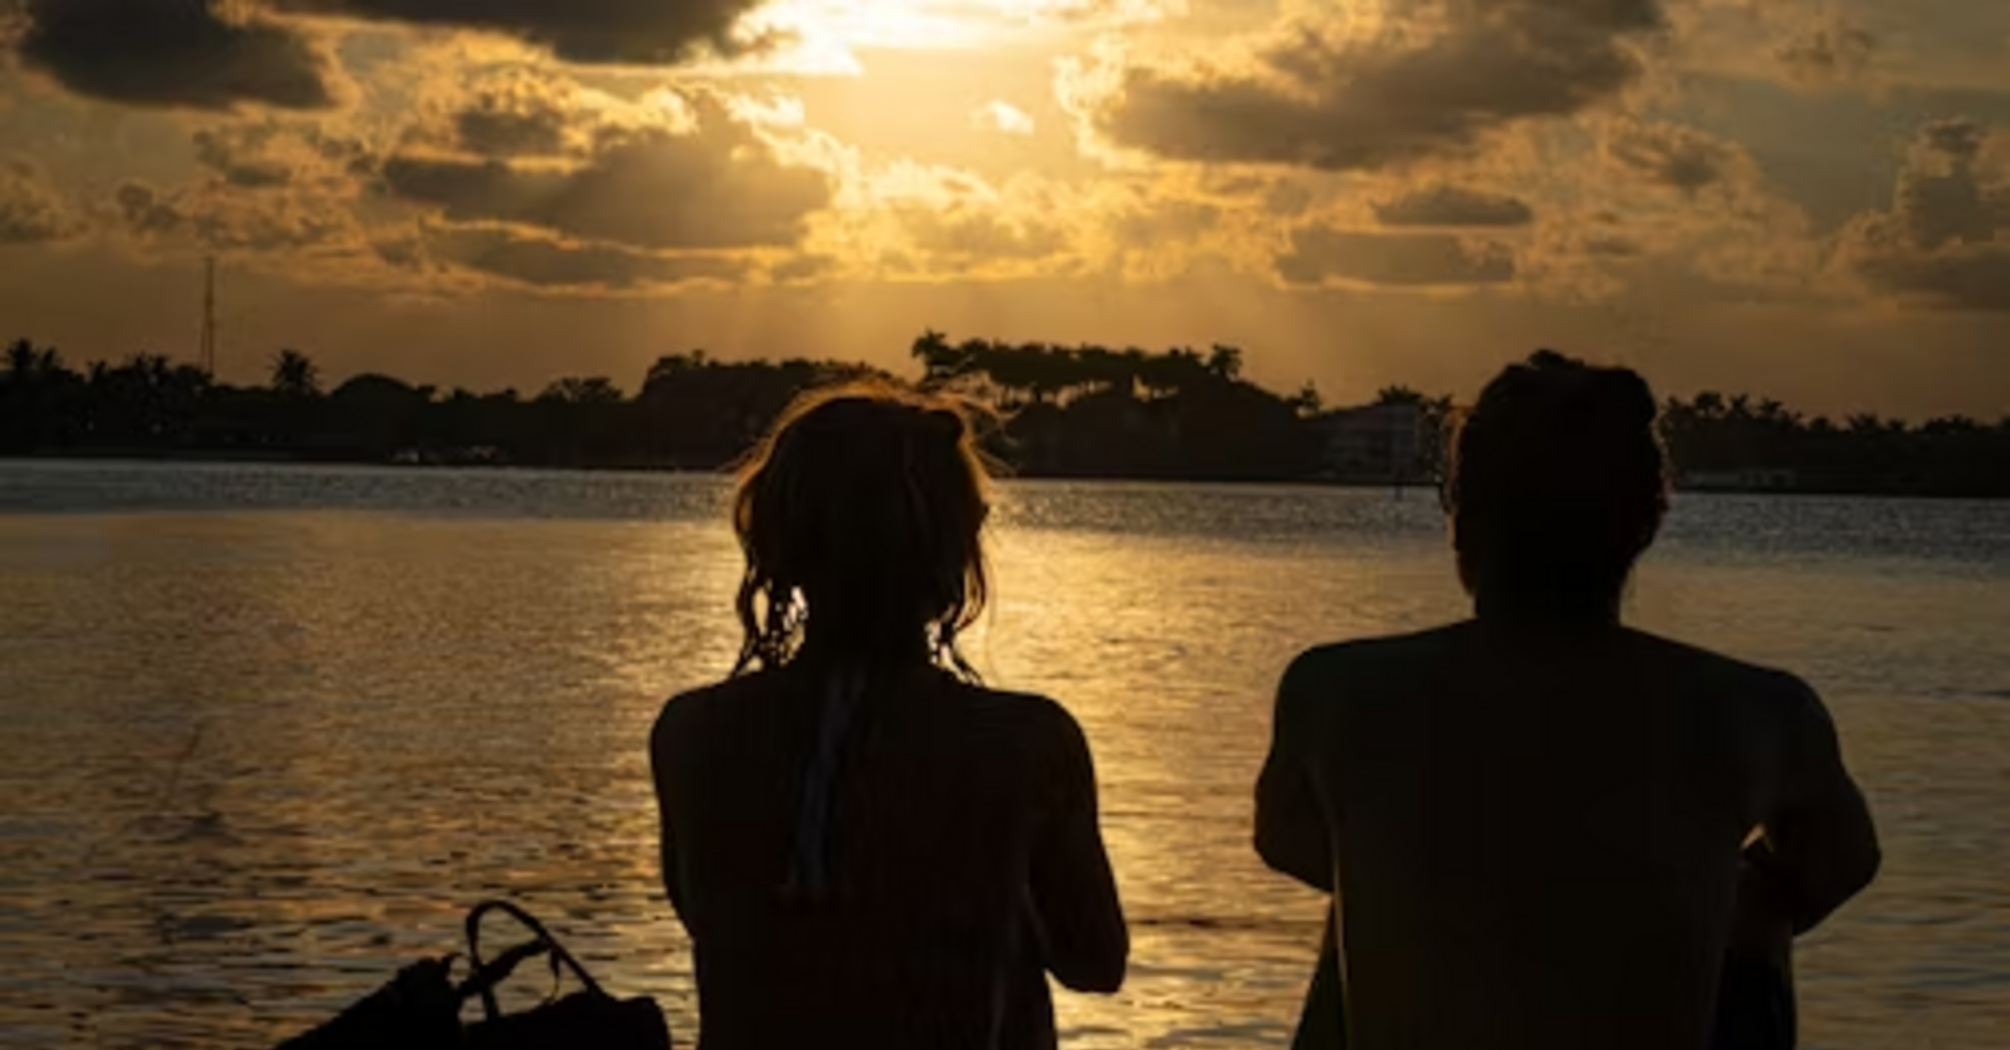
[0,0,2006,418]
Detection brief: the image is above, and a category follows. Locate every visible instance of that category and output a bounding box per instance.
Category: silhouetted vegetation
[2,335,2005,496]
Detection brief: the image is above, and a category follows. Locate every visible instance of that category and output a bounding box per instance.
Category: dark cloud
[113,178,355,252]
[455,92,573,158]
[1897,120,2007,252]
[1277,226,1516,286]
[1854,246,2010,312]
[1923,118,1985,162]
[193,126,295,188]
[1843,119,2010,311]
[271,0,774,65]
[1086,0,1664,172]
[427,226,749,289]
[0,158,80,244]
[1373,184,1535,227]
[17,0,333,110]
[115,182,187,236]
[1606,121,1740,193]
[1581,234,1643,257]
[1774,18,1876,86]
[381,96,832,251]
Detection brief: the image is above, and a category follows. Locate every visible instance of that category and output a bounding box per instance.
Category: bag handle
[462,900,610,1021]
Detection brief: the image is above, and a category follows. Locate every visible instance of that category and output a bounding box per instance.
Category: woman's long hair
[730,379,994,680]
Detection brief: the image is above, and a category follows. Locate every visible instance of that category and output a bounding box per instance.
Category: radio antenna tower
[199,255,218,378]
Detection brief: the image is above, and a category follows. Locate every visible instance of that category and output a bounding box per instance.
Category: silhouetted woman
[651,382,1128,1049]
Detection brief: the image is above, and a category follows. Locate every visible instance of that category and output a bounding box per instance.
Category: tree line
[2,334,2005,496]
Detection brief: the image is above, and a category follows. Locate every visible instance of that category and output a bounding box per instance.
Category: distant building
[1312,402,1425,483]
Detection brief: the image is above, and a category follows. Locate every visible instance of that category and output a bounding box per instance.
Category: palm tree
[270,349,321,398]
[4,339,66,388]
[6,338,40,381]
[911,330,956,385]
[1289,380,1323,417]
[1205,344,1244,382]
[540,376,624,404]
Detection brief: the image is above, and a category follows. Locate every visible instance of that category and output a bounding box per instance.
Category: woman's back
[653,664,1117,1049]
[648,382,1125,1049]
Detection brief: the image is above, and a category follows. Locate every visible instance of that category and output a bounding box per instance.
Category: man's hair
[1445,350,1669,619]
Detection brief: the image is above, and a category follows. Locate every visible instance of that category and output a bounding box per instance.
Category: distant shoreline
[7,336,2004,499]
[7,450,2003,501]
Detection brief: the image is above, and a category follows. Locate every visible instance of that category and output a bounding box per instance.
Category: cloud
[113,178,361,253]
[451,73,580,158]
[193,125,297,189]
[904,205,1068,264]
[1773,17,1876,87]
[271,0,774,64]
[1852,246,2010,311]
[1109,196,1217,245]
[1072,0,1664,172]
[1603,119,1748,194]
[1277,225,1516,287]
[424,225,749,290]
[1581,233,1643,257]
[380,94,834,251]
[1373,184,1535,227]
[0,157,81,244]
[16,0,334,110]
[822,161,1095,281]
[1838,118,2010,311]
[971,100,1036,137]
[115,182,187,237]
[1922,119,1987,164]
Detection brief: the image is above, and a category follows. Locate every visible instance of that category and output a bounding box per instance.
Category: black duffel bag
[275,899,671,1050]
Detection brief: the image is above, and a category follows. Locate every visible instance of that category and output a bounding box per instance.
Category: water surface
[1,460,2006,1049]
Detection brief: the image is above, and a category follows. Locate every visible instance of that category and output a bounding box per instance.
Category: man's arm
[1759,676,1881,935]
[1255,652,1334,892]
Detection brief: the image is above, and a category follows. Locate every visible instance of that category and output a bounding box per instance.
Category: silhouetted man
[1257,352,1880,1050]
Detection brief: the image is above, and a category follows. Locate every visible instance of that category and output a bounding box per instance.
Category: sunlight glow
[752,0,998,54]
[971,100,1037,136]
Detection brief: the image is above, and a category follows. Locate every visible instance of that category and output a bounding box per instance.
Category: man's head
[1445,350,1669,622]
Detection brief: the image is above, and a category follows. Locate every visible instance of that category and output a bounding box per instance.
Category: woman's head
[1444,350,1668,622]
[732,380,992,676]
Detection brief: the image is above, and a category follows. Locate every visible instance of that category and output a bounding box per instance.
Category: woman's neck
[795,627,934,672]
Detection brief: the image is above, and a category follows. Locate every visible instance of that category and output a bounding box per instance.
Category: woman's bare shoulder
[651,674,777,752]
[945,679,1082,727]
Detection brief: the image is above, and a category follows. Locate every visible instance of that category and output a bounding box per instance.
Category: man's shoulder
[1624,631,1829,747]
[1273,626,1469,734]
[1283,625,1470,689]
[1626,631,1818,702]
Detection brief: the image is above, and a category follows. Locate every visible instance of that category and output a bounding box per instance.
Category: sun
[731,0,1122,75]
[751,0,1000,54]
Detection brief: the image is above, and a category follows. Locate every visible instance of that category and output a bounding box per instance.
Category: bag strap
[462,900,610,1021]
